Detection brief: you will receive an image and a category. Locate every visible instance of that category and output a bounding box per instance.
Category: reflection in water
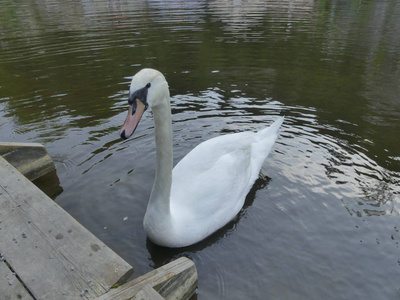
[1,0,400,299]
[278,109,399,218]
[210,0,314,39]
[32,169,63,199]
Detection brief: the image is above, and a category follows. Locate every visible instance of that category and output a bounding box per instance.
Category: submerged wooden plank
[0,142,55,181]
[0,156,133,299]
[0,261,33,300]
[96,257,197,300]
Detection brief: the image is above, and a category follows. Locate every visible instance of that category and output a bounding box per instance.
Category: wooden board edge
[0,260,34,300]
[0,142,55,181]
[95,257,197,300]
[132,284,165,300]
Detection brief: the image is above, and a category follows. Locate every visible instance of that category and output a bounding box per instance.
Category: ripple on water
[1,0,400,298]
[272,108,400,219]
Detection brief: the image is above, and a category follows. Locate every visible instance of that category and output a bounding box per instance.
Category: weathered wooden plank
[155,258,197,300]
[0,156,133,299]
[0,142,55,181]
[96,257,197,300]
[132,284,165,300]
[0,261,34,300]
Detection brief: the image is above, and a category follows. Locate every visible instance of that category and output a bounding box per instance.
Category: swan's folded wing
[170,132,255,228]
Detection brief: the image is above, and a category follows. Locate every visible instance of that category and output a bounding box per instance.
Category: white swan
[120,68,283,248]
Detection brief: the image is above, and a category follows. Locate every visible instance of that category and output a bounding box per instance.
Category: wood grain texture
[132,284,165,300]
[0,156,133,299]
[96,257,197,300]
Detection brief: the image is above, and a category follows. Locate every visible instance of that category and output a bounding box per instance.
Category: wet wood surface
[0,142,55,181]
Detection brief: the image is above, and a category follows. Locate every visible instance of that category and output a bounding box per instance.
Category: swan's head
[120,68,169,139]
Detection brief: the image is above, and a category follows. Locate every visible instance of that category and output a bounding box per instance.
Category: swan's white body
[120,69,283,248]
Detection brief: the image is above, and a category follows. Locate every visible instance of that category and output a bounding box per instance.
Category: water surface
[1,0,400,299]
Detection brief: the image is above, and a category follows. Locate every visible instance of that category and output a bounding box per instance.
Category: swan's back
[169,117,284,246]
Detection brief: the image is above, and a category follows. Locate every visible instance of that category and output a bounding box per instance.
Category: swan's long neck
[148,98,173,215]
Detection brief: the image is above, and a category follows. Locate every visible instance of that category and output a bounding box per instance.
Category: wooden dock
[0,143,197,299]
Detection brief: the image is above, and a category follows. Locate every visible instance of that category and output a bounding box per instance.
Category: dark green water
[1,1,399,299]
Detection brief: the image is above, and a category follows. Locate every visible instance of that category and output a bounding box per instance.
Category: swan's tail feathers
[257,116,284,140]
[250,116,284,182]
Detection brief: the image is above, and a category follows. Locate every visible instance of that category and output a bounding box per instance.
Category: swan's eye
[146,83,151,88]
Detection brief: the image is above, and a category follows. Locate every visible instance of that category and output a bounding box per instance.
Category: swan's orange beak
[120,99,146,139]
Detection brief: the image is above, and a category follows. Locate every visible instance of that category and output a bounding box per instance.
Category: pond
[1,0,400,299]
